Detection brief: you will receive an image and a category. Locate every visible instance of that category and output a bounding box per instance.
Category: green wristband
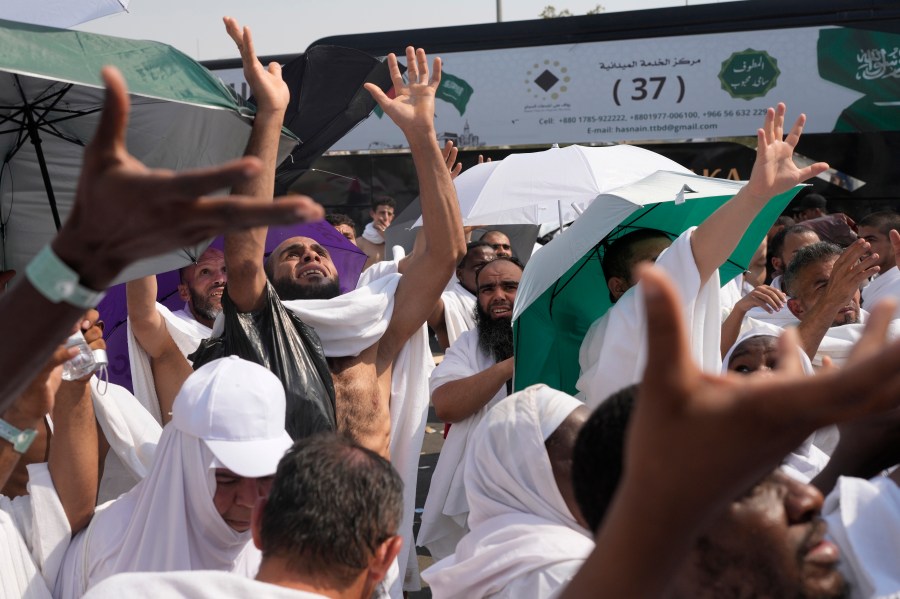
[0,418,37,454]
[25,245,106,308]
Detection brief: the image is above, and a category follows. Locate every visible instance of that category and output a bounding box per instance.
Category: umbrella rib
[549,245,601,316]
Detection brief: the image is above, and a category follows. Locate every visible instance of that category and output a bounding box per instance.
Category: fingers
[774,327,804,376]
[223,16,242,48]
[91,67,130,156]
[795,161,829,182]
[180,194,314,231]
[266,61,282,79]
[773,102,785,142]
[242,25,257,61]
[385,53,404,92]
[153,156,262,199]
[762,107,775,146]
[404,47,417,84]
[431,56,442,87]
[784,113,806,148]
[363,82,390,109]
[416,47,429,83]
[451,162,462,179]
[640,265,695,396]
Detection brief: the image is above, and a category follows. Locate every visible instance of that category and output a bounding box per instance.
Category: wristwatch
[0,418,37,453]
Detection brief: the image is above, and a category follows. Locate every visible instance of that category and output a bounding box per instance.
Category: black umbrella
[256,45,394,194]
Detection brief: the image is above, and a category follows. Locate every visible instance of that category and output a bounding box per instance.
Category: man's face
[457,246,496,294]
[269,236,340,300]
[858,225,894,272]
[779,231,821,274]
[482,232,513,258]
[334,223,357,246]
[179,248,226,323]
[476,260,521,320]
[788,256,860,326]
[727,335,779,376]
[474,260,521,362]
[370,204,395,231]
[214,468,274,533]
[693,470,845,599]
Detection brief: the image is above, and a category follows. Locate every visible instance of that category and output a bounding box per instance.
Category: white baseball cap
[171,356,293,478]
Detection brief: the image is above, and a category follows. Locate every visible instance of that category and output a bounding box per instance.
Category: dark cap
[798,193,827,210]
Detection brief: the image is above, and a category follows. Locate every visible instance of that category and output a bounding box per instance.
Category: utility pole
[496,0,502,22]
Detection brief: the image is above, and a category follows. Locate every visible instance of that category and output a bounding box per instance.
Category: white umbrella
[0,0,130,28]
[415,144,690,228]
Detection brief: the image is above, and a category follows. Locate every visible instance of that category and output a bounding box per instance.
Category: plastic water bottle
[62,330,97,381]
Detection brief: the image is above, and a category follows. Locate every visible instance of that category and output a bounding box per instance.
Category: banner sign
[317,26,900,151]
[207,26,900,152]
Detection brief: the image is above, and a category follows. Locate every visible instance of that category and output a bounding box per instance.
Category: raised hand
[364,47,441,136]
[224,17,290,115]
[442,140,462,179]
[743,103,829,201]
[51,66,307,290]
[734,283,786,314]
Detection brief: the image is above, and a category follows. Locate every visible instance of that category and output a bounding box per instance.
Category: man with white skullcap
[55,356,293,598]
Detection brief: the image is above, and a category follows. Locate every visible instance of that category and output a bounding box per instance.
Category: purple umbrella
[98,220,366,391]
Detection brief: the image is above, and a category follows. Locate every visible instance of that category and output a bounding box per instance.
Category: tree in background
[539,4,605,18]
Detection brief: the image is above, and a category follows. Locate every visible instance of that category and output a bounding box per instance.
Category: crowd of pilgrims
[2,17,900,599]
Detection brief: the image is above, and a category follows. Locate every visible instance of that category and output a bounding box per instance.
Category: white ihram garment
[823,476,900,599]
[423,385,594,599]
[577,228,722,408]
[84,570,328,599]
[862,267,900,318]
[812,310,900,368]
[0,464,71,599]
[440,280,477,346]
[55,427,260,599]
[418,329,507,559]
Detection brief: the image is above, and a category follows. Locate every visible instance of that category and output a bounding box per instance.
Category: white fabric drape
[823,476,900,599]
[862,267,900,318]
[55,427,260,599]
[83,570,328,599]
[577,228,722,408]
[0,463,71,599]
[440,280,477,346]
[423,385,594,599]
[418,329,506,559]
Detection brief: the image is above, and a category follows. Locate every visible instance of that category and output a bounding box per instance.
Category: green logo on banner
[718,49,780,100]
[373,71,473,118]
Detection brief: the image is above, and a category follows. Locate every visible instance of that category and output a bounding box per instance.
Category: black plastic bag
[190,282,336,440]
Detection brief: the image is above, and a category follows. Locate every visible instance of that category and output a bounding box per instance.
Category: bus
[203,0,900,229]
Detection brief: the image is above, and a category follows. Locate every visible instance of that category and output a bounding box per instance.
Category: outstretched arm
[365,48,466,361]
[562,266,900,599]
[221,17,291,312]
[691,104,828,284]
[0,66,309,411]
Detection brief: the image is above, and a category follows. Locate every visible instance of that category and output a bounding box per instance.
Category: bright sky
[75,0,743,61]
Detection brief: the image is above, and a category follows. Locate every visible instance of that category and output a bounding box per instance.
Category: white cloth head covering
[56,358,292,599]
[721,319,814,376]
[422,385,594,599]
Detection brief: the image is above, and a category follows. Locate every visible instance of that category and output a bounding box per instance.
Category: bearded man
[418,257,523,559]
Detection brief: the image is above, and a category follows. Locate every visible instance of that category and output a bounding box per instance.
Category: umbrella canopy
[512,170,802,395]
[98,220,367,391]
[0,0,129,28]
[0,19,297,285]
[415,144,689,227]
[272,45,392,194]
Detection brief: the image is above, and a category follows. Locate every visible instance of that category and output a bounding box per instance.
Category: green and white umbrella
[0,19,297,284]
[512,169,801,395]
